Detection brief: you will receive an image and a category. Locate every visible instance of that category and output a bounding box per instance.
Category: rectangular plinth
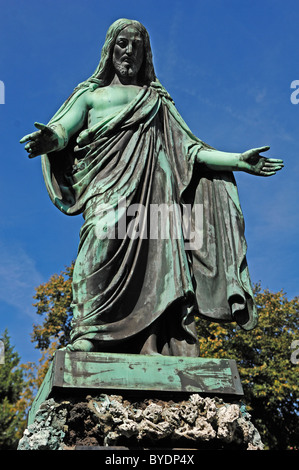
[28,351,243,425]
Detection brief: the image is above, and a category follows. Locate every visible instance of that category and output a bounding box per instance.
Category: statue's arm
[196,146,284,177]
[20,92,89,158]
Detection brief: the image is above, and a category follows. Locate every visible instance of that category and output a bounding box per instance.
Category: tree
[30,265,298,449]
[195,284,299,449]
[0,330,27,449]
[31,263,74,387]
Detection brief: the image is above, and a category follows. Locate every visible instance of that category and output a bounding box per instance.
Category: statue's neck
[109,73,139,87]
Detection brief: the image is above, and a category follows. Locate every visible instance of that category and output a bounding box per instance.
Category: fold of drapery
[41,84,257,354]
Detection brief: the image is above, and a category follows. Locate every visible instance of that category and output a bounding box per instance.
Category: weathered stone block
[28,351,244,426]
[18,393,264,450]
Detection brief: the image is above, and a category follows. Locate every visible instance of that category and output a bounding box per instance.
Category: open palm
[241,146,284,177]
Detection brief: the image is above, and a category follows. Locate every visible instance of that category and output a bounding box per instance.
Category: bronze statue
[20,19,283,356]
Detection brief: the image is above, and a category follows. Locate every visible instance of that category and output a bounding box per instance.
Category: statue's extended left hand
[20,122,59,158]
[240,146,284,176]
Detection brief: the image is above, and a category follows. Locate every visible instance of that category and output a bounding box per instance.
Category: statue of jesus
[20,19,283,356]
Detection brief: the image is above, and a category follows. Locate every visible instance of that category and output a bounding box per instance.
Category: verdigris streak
[20,19,283,356]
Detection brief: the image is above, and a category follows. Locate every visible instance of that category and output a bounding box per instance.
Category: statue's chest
[88,87,141,126]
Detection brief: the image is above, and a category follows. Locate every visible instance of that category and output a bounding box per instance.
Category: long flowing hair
[88,18,156,87]
[49,19,171,124]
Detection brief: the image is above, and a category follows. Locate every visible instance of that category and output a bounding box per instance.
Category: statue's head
[91,19,156,86]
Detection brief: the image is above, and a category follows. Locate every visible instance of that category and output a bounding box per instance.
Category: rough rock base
[18,393,264,450]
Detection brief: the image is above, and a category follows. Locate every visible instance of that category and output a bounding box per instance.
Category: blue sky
[0,0,298,364]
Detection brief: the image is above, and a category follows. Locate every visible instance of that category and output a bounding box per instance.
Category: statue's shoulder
[87,85,110,98]
[81,85,109,108]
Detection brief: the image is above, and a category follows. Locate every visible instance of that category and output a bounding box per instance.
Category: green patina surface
[20,18,283,357]
[28,351,243,426]
[63,352,238,392]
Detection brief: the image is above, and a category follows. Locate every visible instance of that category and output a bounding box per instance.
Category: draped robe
[41,83,257,355]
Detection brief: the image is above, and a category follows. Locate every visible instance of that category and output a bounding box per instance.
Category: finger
[262,167,282,173]
[26,147,40,157]
[34,122,53,137]
[272,166,283,171]
[253,145,270,153]
[260,170,276,177]
[28,150,40,159]
[265,158,284,164]
[28,153,39,159]
[20,134,31,143]
[20,130,42,143]
[263,166,284,173]
[264,160,284,166]
[263,162,284,169]
[20,132,37,143]
[34,122,48,131]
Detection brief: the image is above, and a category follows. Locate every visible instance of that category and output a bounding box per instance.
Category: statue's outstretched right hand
[240,146,284,177]
[20,122,59,158]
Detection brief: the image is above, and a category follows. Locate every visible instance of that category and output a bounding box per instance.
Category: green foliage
[29,264,298,449]
[195,284,299,449]
[29,263,74,388]
[32,263,74,351]
[0,330,26,449]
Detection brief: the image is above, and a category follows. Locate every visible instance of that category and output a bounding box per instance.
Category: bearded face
[112,26,144,84]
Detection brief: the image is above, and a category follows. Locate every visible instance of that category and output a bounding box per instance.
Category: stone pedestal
[18,392,264,450]
[18,351,264,450]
